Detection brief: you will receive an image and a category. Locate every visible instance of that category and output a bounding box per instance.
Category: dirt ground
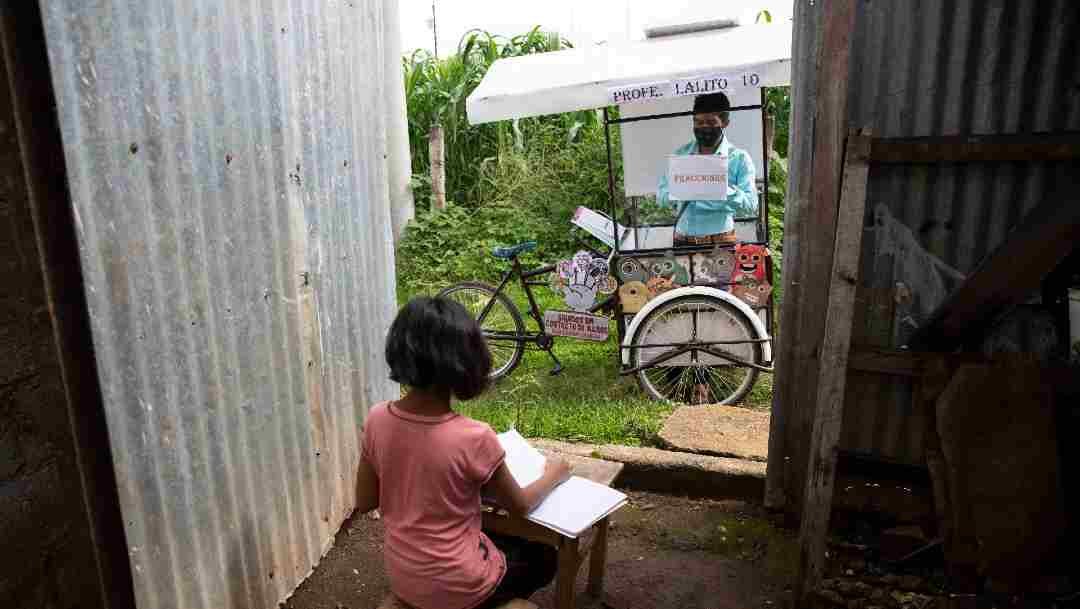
[282,492,796,609]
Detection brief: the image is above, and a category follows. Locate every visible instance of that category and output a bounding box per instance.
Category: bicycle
[438,241,616,380]
[439,236,772,405]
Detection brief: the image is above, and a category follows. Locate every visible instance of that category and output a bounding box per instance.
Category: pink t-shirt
[362,402,507,609]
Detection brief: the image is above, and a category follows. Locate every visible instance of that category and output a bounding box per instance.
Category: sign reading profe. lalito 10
[606,65,766,106]
[607,80,668,105]
[669,70,761,97]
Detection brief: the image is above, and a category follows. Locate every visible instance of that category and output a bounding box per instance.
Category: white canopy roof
[467,23,792,125]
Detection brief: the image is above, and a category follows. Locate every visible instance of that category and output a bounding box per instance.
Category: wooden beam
[847,349,924,377]
[870,132,1080,163]
[846,349,983,377]
[765,0,828,511]
[848,349,1080,396]
[796,132,871,602]
[770,0,857,515]
[909,196,1080,351]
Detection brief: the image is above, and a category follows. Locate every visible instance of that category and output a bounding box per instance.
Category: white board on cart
[618,89,765,199]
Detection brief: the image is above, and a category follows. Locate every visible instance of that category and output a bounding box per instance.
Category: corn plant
[404,27,599,209]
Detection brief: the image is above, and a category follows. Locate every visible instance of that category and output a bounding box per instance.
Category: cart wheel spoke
[631,295,762,405]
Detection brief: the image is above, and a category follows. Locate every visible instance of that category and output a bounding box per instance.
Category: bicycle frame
[478,256,619,345]
[477,257,556,345]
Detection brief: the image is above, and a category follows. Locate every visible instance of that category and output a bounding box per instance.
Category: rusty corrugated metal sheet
[38,1,399,608]
[776,0,1080,474]
[851,0,1080,320]
[841,0,1080,464]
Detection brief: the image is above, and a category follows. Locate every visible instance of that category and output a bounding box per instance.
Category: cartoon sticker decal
[616,257,649,283]
[618,281,650,314]
[731,277,773,308]
[648,252,690,286]
[552,251,617,312]
[588,258,618,295]
[694,246,736,288]
[731,244,771,307]
[611,246,771,312]
[646,276,676,297]
[732,243,768,284]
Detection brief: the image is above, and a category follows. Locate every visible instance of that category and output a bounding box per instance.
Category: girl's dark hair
[385,296,492,400]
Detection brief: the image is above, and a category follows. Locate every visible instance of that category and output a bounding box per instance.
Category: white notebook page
[527,476,627,538]
[497,429,546,487]
[497,430,627,538]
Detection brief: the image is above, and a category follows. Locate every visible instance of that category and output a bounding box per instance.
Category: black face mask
[694,127,723,149]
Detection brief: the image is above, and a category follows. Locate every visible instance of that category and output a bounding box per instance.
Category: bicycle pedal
[549,364,564,376]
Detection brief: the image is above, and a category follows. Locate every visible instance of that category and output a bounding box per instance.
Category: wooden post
[587,518,609,597]
[917,356,954,555]
[0,5,137,609]
[764,0,819,511]
[764,113,775,162]
[429,123,446,210]
[555,537,579,609]
[766,0,857,512]
[795,132,871,603]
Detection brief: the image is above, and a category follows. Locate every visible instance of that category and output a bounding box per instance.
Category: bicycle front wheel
[438,282,526,380]
[630,295,761,405]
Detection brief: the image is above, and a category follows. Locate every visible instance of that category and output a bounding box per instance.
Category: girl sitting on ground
[354,296,571,609]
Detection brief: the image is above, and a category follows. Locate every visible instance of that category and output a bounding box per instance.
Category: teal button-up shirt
[656,137,758,236]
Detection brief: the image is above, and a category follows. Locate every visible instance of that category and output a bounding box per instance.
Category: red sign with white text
[544,310,609,342]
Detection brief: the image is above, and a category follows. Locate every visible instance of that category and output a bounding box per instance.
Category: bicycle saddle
[491,241,537,260]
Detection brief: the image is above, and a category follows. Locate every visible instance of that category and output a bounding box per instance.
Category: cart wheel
[439,282,526,380]
[630,295,762,405]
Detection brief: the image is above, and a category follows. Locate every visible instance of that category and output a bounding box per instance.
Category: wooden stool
[377,595,538,609]
[482,453,624,609]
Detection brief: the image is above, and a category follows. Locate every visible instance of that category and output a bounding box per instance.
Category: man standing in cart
[655,91,759,404]
[657,92,758,246]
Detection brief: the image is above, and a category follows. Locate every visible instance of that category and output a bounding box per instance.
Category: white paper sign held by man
[666,154,728,201]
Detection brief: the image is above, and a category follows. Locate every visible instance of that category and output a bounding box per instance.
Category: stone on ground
[658,405,769,462]
[531,438,766,500]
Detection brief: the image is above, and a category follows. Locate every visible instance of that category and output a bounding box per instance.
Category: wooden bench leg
[587,518,609,597]
[556,537,579,609]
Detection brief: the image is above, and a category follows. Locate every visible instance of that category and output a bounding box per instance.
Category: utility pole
[431,0,438,59]
[428,0,446,210]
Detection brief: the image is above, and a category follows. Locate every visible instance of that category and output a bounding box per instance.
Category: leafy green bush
[397,122,618,296]
[396,202,550,297]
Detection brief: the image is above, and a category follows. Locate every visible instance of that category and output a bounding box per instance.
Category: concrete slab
[533,438,766,501]
[657,405,770,462]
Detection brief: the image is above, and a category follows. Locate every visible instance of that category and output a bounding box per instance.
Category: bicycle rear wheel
[439,282,526,380]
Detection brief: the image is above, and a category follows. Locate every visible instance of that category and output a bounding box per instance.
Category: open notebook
[496,429,628,538]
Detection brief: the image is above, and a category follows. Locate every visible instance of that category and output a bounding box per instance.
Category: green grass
[403,285,673,445]
[404,278,772,447]
[456,337,676,446]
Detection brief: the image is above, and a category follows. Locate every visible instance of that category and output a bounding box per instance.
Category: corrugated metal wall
[840,0,1080,464]
[38,1,399,608]
[776,0,1080,499]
